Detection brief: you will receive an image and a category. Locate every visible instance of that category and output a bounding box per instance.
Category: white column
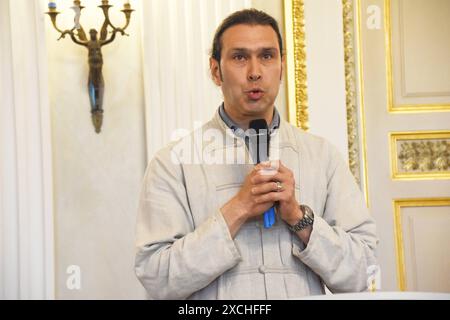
[0,0,55,299]
[141,0,252,160]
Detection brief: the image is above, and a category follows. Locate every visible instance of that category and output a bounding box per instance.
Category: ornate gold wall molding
[284,0,309,130]
[393,198,450,291]
[342,0,360,185]
[385,0,450,113]
[398,141,449,172]
[345,0,370,206]
[389,131,450,180]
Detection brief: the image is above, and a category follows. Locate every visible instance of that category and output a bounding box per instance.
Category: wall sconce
[46,0,134,133]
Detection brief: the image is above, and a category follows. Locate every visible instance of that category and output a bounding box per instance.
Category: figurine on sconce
[46,0,134,133]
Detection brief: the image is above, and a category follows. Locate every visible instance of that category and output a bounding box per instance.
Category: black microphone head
[249,119,268,132]
[248,119,270,163]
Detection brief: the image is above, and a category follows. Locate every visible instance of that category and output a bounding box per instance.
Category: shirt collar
[218,103,280,139]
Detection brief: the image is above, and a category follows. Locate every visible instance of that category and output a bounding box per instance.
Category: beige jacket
[135,111,378,299]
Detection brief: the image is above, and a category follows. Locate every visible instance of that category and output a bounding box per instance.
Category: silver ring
[276,181,283,192]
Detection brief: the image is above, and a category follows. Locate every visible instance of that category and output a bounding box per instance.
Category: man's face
[210,24,284,124]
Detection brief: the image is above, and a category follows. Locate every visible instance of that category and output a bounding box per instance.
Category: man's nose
[247,58,262,82]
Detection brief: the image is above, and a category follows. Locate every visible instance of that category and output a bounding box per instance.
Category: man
[135,9,378,299]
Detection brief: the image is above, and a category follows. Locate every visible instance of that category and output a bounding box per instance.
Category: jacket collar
[211,105,299,153]
[218,103,280,139]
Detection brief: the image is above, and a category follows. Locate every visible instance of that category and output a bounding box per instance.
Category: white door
[357,0,450,292]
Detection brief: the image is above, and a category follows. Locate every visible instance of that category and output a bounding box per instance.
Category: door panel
[394,199,450,291]
[388,0,450,109]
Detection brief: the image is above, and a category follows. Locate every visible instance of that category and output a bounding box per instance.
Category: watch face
[300,205,314,218]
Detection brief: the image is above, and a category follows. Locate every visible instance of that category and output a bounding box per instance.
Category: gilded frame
[344,0,370,205]
[393,198,450,291]
[389,130,450,180]
[283,0,309,131]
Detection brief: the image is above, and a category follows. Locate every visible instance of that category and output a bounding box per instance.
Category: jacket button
[258,265,267,274]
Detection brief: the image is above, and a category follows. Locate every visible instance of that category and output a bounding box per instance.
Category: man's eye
[262,54,273,60]
[233,55,246,61]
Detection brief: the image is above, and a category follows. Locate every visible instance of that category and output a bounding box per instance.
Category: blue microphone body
[264,207,276,229]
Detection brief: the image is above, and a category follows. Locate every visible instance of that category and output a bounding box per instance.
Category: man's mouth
[245,88,264,101]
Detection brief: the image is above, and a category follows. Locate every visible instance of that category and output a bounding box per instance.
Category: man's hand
[250,160,301,224]
[250,160,312,244]
[221,160,311,243]
[221,166,275,238]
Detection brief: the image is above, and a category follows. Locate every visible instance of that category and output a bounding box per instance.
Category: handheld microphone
[249,119,276,229]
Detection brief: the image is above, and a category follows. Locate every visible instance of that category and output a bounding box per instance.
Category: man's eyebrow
[260,47,278,51]
[229,47,278,53]
[229,48,249,53]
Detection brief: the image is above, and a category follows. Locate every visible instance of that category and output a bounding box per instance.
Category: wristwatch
[288,205,314,232]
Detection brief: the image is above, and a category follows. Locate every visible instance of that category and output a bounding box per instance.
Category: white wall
[43,0,146,299]
[304,0,349,161]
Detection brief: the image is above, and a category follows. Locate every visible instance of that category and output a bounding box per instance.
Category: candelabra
[46,0,134,133]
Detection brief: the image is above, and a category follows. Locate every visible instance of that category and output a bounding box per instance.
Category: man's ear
[210,57,222,86]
